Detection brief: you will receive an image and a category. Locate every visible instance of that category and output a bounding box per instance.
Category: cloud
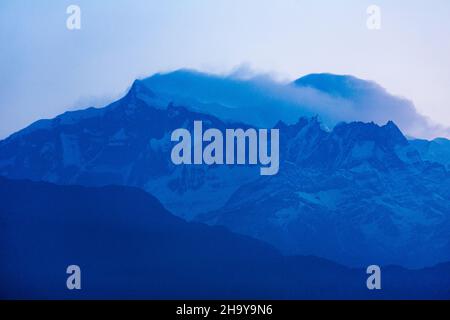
[142,69,450,139]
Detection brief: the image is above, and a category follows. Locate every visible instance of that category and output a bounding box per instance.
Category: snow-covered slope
[410,137,450,170]
[1,72,450,268]
[198,118,450,268]
[0,81,258,219]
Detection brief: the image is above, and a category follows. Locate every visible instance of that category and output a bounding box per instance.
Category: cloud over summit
[140,70,450,140]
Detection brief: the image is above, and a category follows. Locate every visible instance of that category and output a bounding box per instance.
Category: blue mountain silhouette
[410,137,450,169]
[0,71,450,269]
[200,118,450,267]
[1,177,450,299]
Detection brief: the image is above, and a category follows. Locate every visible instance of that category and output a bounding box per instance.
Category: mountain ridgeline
[0,71,450,270]
[1,177,450,299]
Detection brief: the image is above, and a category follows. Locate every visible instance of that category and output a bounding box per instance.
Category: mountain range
[2,177,450,299]
[0,70,450,271]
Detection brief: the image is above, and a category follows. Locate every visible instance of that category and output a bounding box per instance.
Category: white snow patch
[60,133,82,166]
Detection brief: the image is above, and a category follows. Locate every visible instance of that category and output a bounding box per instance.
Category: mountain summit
[294,73,383,99]
[0,71,450,267]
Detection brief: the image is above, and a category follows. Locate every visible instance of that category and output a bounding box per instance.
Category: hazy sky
[1,0,449,139]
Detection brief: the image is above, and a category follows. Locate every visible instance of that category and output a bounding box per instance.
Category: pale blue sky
[1,0,449,138]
